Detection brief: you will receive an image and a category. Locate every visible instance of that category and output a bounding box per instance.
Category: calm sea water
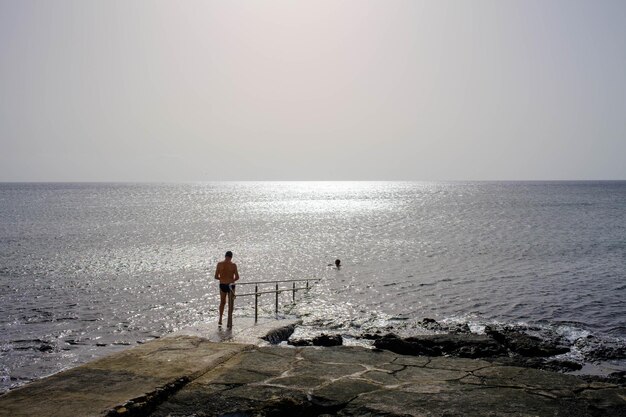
[1,181,625,392]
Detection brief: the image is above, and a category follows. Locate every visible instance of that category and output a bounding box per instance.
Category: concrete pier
[0,318,297,417]
[1,318,624,417]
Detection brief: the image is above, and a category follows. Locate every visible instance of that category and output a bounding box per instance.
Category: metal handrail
[235,278,320,285]
[224,278,319,322]
[236,287,309,297]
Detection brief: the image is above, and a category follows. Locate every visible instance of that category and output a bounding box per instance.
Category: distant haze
[1,0,625,181]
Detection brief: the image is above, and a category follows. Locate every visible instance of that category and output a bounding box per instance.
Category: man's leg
[218,291,227,325]
[226,290,235,328]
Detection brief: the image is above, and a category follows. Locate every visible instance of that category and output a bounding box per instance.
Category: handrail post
[254,284,258,323]
[306,280,309,290]
[292,282,296,301]
[275,283,279,314]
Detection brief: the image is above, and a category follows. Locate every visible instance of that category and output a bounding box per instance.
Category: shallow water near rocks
[1,181,625,392]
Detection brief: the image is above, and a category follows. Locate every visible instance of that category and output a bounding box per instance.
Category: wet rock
[607,371,626,386]
[419,318,441,330]
[360,332,383,341]
[575,336,626,361]
[38,343,54,353]
[369,327,592,374]
[448,322,471,334]
[580,371,626,387]
[373,333,506,358]
[610,371,626,381]
[542,359,583,372]
[288,337,313,346]
[312,334,343,347]
[497,357,583,373]
[262,322,297,344]
[485,326,569,357]
[419,318,471,334]
[288,333,343,347]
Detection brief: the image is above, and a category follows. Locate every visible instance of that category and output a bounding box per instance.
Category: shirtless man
[214,251,239,328]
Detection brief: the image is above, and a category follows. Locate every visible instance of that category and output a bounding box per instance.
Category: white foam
[555,325,591,343]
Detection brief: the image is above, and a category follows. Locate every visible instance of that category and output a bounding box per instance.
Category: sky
[1,0,625,181]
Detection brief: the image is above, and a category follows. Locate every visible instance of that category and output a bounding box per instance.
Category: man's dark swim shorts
[220,283,235,293]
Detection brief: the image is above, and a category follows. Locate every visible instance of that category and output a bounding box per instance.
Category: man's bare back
[215,260,239,284]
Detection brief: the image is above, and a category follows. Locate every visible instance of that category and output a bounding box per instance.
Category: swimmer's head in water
[225,251,233,258]
[335,259,341,267]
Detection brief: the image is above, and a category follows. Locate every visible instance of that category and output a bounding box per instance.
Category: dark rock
[288,331,343,347]
[419,318,441,331]
[418,318,471,334]
[580,371,626,387]
[312,333,343,347]
[288,338,312,347]
[263,323,297,344]
[608,371,626,386]
[541,359,583,372]
[449,322,471,334]
[360,333,383,341]
[575,337,626,361]
[503,357,583,373]
[610,370,626,379]
[374,333,506,358]
[485,326,569,357]
[38,343,54,352]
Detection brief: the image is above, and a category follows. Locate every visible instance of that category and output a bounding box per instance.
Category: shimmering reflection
[1,181,625,392]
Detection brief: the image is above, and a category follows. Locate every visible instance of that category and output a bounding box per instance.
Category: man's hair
[225,251,233,258]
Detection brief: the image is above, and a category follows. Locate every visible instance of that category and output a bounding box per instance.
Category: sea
[1,181,625,393]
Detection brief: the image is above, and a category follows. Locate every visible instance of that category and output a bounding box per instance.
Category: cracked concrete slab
[0,337,248,417]
[151,346,626,417]
[0,318,299,417]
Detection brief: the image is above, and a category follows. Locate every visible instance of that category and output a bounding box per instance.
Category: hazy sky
[1,0,625,181]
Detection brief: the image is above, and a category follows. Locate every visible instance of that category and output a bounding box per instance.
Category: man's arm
[214,263,221,280]
[234,264,240,281]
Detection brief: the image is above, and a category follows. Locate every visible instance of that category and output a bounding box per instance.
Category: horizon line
[1,179,625,184]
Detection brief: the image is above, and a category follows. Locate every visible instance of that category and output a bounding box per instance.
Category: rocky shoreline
[287,318,626,385]
[1,318,624,417]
